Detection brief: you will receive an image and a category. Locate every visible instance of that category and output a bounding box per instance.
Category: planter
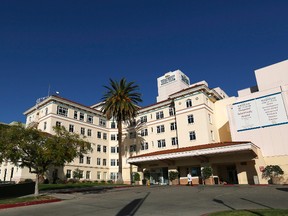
[204,177,215,185]
[171,179,179,185]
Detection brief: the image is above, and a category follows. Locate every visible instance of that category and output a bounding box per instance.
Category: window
[156,111,164,119]
[171,137,178,146]
[86,171,91,179]
[111,146,116,153]
[211,130,215,141]
[111,134,116,140]
[156,125,165,133]
[103,159,107,166]
[97,171,101,180]
[111,121,116,128]
[81,127,85,135]
[97,131,101,139]
[188,115,194,124]
[157,139,166,148]
[186,99,192,108]
[74,111,78,119]
[130,144,136,152]
[87,115,93,123]
[169,107,175,116]
[103,145,107,153]
[57,106,68,116]
[79,112,84,121]
[129,120,136,127]
[103,172,107,180]
[111,159,116,166]
[87,129,92,137]
[117,159,119,166]
[170,122,177,130]
[43,122,47,130]
[110,172,117,181]
[99,118,106,127]
[141,129,148,136]
[208,113,212,124]
[129,132,136,139]
[189,131,196,140]
[79,170,83,179]
[141,142,149,150]
[69,124,74,132]
[86,157,91,164]
[97,158,101,166]
[103,133,107,140]
[45,108,48,115]
[79,155,84,163]
[140,116,147,123]
[97,145,101,152]
[191,167,201,177]
[66,170,71,178]
[56,121,61,127]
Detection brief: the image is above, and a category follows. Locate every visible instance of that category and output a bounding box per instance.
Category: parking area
[0,185,287,216]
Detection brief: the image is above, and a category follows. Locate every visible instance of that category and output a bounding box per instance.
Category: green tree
[101,78,142,184]
[0,123,10,162]
[73,168,83,180]
[1,124,91,195]
[169,171,179,182]
[262,165,284,184]
[202,166,213,184]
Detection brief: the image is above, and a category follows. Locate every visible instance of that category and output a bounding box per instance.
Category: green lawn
[39,182,124,191]
[208,209,288,216]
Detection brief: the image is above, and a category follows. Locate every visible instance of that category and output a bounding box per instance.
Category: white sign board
[233,93,288,132]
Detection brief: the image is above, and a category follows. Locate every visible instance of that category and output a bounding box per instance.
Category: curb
[0,199,61,210]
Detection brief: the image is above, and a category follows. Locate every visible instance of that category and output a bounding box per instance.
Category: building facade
[227,60,288,184]
[1,62,287,185]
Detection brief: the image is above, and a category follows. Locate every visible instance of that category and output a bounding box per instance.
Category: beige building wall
[227,60,288,184]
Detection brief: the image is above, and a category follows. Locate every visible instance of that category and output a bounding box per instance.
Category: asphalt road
[0,185,288,216]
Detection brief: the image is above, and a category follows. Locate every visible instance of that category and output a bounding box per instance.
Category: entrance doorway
[227,165,238,184]
[150,167,168,185]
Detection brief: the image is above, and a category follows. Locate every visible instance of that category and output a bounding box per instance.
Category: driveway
[0,185,287,216]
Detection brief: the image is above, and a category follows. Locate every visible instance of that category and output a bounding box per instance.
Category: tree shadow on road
[116,192,150,216]
[240,198,273,209]
[276,188,288,192]
[213,198,235,210]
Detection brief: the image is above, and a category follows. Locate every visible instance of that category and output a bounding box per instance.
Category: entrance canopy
[127,142,259,165]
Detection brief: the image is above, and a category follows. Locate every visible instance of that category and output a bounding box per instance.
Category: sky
[1,0,288,124]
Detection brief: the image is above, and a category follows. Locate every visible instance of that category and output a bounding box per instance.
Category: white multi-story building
[1,63,287,185]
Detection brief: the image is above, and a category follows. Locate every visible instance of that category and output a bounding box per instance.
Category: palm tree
[101,78,142,184]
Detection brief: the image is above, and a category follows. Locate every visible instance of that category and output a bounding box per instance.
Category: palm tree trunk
[117,121,124,184]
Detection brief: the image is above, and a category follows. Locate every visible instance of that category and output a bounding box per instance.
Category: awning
[127,142,258,164]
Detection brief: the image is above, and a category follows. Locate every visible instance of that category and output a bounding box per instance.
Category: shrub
[67,178,79,184]
[169,171,179,182]
[73,168,83,180]
[262,165,284,184]
[101,180,106,184]
[43,179,49,184]
[202,166,213,180]
[56,178,67,184]
[94,180,99,184]
[107,180,113,184]
[133,172,140,182]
